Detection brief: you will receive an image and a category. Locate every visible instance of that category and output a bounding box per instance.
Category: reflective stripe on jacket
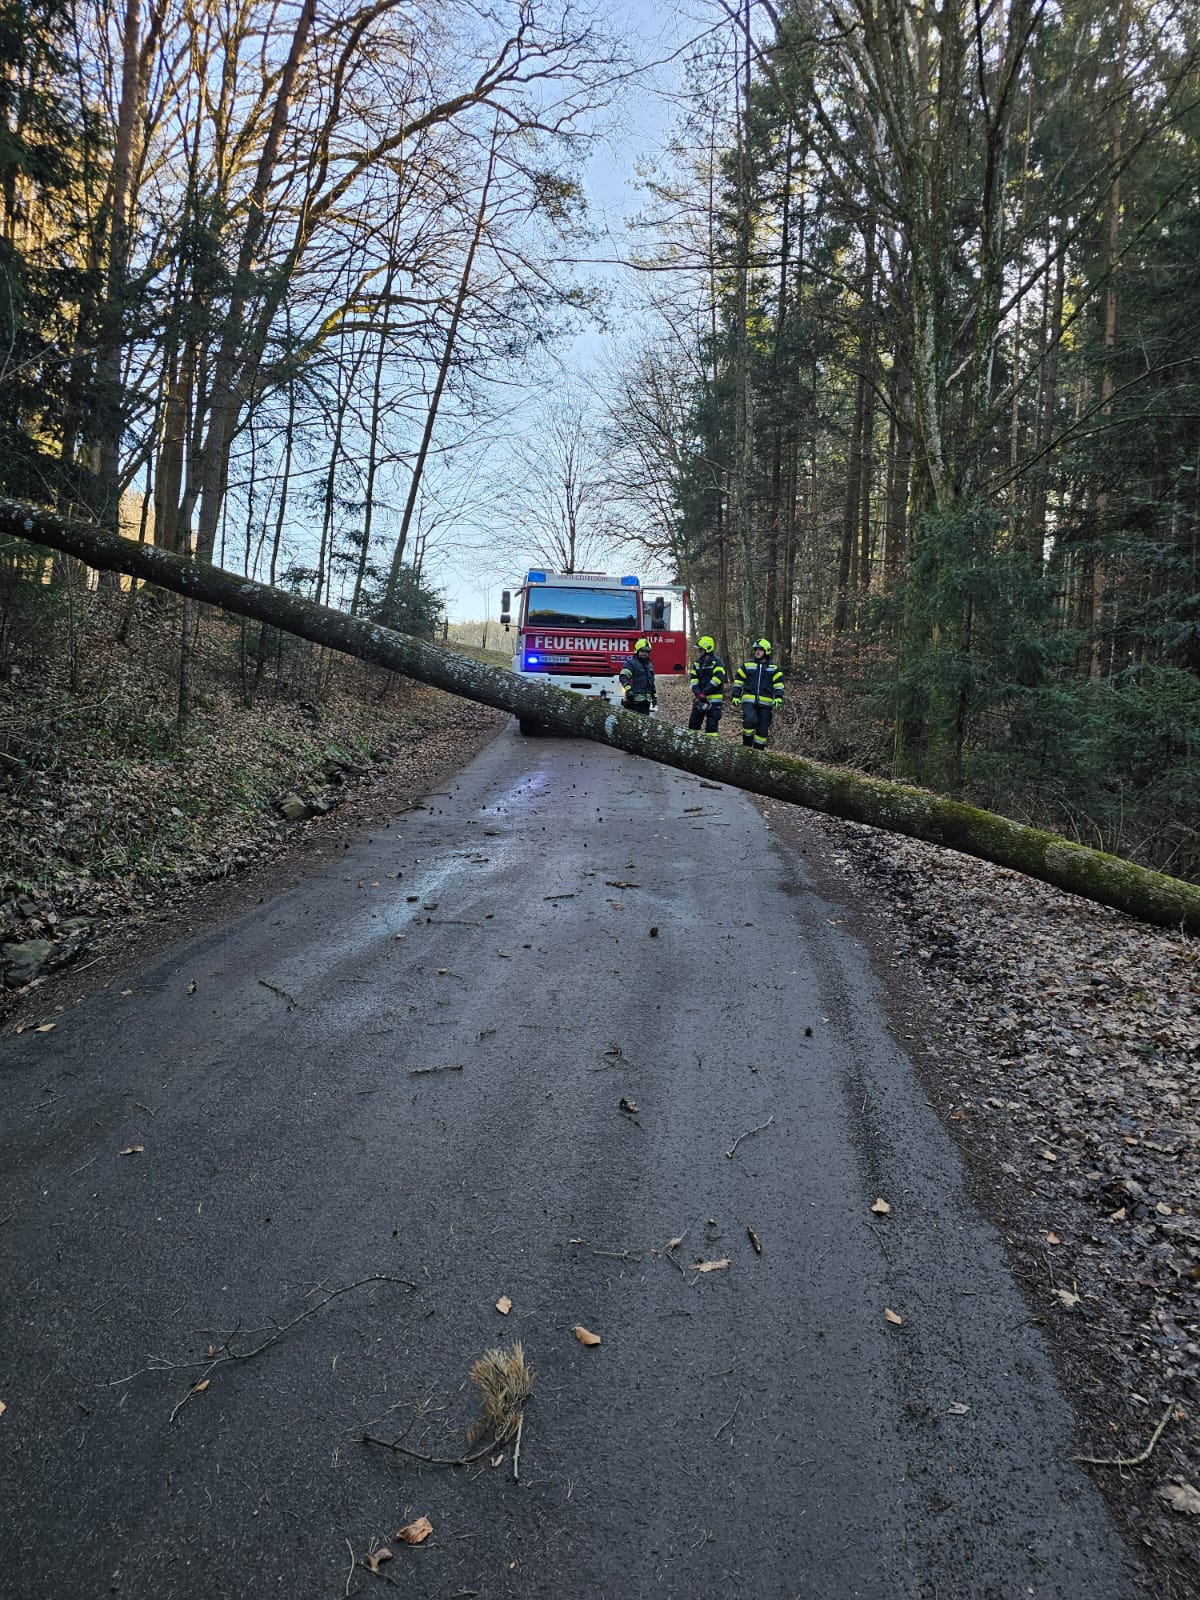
[689,652,726,702]
[733,658,784,704]
[619,655,656,700]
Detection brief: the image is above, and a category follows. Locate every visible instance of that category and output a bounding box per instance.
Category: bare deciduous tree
[493,384,623,573]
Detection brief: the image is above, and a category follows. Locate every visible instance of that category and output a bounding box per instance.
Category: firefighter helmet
[697,635,716,653]
[634,638,650,653]
[754,637,772,653]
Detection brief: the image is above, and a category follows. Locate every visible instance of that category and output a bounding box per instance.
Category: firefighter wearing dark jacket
[619,639,656,714]
[732,638,784,749]
[688,636,726,736]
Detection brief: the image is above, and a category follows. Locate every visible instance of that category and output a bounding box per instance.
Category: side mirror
[499,590,511,626]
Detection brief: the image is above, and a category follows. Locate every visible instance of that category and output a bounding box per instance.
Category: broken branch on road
[725,1115,775,1160]
[110,1274,418,1422]
[360,1341,533,1482]
[256,977,298,1007]
[714,1391,744,1441]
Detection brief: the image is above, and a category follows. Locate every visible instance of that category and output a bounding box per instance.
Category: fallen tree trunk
[4,496,1198,935]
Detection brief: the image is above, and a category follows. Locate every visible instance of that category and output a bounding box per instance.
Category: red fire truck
[499,568,690,734]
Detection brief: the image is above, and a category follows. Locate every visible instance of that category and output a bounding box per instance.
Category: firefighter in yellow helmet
[619,639,656,714]
[731,638,784,749]
[688,635,726,737]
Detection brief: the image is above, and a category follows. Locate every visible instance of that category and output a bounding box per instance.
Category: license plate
[539,655,569,663]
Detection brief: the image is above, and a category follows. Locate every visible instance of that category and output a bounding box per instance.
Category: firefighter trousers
[688,701,723,736]
[741,702,773,749]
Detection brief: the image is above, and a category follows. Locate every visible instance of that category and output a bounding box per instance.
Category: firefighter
[688,635,726,737]
[619,638,656,714]
[731,637,784,750]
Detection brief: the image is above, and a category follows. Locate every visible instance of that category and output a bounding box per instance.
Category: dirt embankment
[0,596,505,1020]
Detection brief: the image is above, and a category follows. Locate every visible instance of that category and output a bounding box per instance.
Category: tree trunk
[351,236,400,617]
[1090,0,1132,678]
[386,129,499,608]
[835,228,877,630]
[764,122,795,647]
[1025,237,1065,561]
[193,0,318,563]
[732,0,756,639]
[834,367,867,631]
[6,497,1198,934]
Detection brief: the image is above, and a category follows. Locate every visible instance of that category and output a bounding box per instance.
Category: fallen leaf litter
[794,806,1199,1577]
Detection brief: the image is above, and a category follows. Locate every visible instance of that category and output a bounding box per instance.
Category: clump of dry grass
[467,1341,534,1445]
[361,1340,535,1479]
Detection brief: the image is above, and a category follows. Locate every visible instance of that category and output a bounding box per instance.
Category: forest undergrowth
[0,587,503,1000]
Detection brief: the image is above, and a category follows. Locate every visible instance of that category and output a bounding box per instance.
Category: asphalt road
[0,728,1141,1600]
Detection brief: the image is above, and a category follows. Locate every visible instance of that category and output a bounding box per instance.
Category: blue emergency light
[620,575,639,586]
[527,570,547,583]
[526,654,540,665]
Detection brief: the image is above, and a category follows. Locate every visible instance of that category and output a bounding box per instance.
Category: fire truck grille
[543,653,616,673]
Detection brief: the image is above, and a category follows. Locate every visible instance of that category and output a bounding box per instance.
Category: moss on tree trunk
[4,497,1198,935]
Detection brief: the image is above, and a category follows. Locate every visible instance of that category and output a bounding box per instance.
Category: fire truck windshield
[525,586,639,630]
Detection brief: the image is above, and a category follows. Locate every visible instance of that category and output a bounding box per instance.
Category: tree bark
[731,0,757,639]
[193,0,319,563]
[3,498,1197,935]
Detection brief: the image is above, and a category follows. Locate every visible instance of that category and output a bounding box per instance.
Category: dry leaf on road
[191,1379,210,1394]
[33,1023,56,1033]
[690,1258,730,1274]
[119,1145,144,1156]
[396,1516,433,1544]
[575,1325,601,1347]
[366,1546,394,1571]
[884,1308,904,1325]
[872,1198,892,1215]
[495,1295,512,1315]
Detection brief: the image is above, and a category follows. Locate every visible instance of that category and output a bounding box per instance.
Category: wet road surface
[0,730,1140,1598]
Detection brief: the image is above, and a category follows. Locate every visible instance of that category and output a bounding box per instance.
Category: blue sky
[429,1,703,622]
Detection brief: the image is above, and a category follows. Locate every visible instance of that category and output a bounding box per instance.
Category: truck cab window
[525,587,639,630]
